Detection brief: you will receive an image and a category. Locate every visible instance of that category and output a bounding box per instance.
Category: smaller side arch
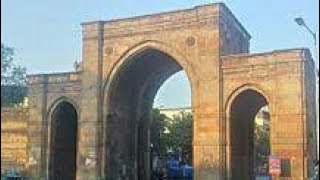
[45,96,80,180]
[225,84,270,115]
[224,84,271,179]
[46,96,80,120]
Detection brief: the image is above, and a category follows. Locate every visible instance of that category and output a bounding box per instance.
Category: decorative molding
[105,47,114,55]
[82,5,223,40]
[28,73,82,84]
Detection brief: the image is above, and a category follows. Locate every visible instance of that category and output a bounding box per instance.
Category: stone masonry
[1,108,29,174]
[25,3,317,180]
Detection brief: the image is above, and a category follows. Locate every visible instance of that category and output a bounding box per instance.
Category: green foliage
[255,126,270,154]
[1,86,27,106]
[254,120,271,171]
[150,109,168,156]
[165,111,193,164]
[150,109,193,164]
[1,43,27,107]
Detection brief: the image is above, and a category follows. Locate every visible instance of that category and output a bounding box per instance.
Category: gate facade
[27,3,317,179]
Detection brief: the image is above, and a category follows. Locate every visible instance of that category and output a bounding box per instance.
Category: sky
[1,0,319,108]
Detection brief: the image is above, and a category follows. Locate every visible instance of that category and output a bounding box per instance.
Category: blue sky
[2,0,319,108]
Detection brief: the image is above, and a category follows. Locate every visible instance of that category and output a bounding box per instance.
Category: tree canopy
[151,109,193,164]
[1,43,27,106]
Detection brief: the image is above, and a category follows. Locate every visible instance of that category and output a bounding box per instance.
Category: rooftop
[81,3,250,39]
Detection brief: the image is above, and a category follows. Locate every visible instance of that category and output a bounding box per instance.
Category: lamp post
[295,18,317,46]
[294,17,318,66]
[295,17,319,84]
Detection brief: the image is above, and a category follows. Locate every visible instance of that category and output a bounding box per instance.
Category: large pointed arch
[103,40,197,105]
[102,40,195,179]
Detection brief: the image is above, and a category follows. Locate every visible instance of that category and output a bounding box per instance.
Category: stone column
[77,21,104,180]
[27,75,48,179]
[192,34,223,179]
[270,51,316,179]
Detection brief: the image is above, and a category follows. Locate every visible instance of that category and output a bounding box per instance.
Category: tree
[150,109,168,156]
[165,112,193,164]
[254,125,270,156]
[1,43,27,106]
[254,111,271,174]
[150,109,193,164]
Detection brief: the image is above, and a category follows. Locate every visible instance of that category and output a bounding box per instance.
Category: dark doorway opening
[49,101,77,180]
[229,89,270,180]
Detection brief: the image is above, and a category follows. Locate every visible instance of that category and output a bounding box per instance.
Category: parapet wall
[1,107,29,174]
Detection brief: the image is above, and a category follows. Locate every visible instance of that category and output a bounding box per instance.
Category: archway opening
[152,71,192,179]
[229,89,270,180]
[49,101,77,180]
[105,48,193,179]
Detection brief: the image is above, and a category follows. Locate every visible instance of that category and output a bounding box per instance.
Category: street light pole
[294,17,318,62]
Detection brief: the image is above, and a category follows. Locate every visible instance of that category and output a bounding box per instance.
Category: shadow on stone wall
[1,107,29,175]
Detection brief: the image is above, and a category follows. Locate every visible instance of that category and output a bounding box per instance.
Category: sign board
[269,155,281,175]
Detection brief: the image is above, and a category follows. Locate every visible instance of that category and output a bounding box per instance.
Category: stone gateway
[26,3,317,180]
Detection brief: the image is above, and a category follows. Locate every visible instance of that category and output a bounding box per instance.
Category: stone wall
[221,49,316,178]
[1,107,29,174]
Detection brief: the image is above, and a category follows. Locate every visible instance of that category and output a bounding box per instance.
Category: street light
[294,17,319,75]
[294,17,317,48]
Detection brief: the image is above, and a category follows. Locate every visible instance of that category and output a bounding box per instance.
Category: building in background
[158,107,192,119]
[255,106,270,128]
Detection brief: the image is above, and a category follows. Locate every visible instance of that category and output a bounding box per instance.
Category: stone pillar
[137,114,151,180]
[193,110,222,179]
[77,21,104,180]
[27,75,48,179]
[270,52,316,179]
[192,44,223,179]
